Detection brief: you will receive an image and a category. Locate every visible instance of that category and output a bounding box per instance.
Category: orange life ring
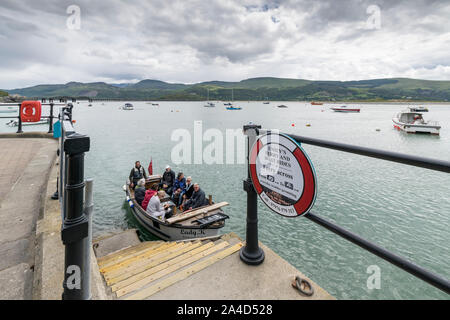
[20,101,42,122]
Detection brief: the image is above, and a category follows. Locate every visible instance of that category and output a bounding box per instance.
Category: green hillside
[5,77,450,101]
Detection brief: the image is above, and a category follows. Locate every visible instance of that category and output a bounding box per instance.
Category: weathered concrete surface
[95,231,334,300]
[0,138,58,299]
[34,159,110,300]
[149,238,334,300]
[93,229,141,259]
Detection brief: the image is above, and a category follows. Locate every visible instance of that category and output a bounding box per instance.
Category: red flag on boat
[148,158,153,176]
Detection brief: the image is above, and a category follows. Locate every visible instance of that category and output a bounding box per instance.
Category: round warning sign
[249,132,317,217]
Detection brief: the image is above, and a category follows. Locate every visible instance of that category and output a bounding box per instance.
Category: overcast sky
[1,0,450,89]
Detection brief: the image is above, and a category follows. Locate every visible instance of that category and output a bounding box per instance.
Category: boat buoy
[376,128,381,132]
[306,123,311,127]
[126,196,134,208]
[292,123,295,127]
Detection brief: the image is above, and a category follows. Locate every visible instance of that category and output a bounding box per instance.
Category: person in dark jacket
[180,176,193,208]
[172,172,186,207]
[160,165,175,195]
[184,183,207,210]
[134,178,147,206]
[129,161,147,189]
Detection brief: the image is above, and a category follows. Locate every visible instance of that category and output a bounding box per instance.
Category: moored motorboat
[121,103,134,110]
[226,105,242,110]
[277,104,288,108]
[408,106,429,112]
[311,101,323,105]
[124,175,229,241]
[331,106,360,113]
[392,110,440,135]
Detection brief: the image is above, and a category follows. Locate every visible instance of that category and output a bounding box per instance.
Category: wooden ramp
[98,234,243,300]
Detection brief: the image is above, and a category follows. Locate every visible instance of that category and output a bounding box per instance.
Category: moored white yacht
[392,110,440,135]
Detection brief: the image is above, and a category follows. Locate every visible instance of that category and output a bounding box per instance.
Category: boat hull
[331,108,360,113]
[125,188,224,241]
[392,118,440,135]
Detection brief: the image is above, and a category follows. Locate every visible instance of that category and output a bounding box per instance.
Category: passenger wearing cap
[160,165,176,195]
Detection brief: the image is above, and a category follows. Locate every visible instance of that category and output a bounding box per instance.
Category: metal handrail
[241,125,450,296]
[0,102,65,133]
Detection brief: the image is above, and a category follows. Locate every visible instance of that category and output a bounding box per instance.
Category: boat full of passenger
[124,173,229,241]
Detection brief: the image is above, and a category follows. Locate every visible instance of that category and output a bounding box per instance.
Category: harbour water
[1,101,449,299]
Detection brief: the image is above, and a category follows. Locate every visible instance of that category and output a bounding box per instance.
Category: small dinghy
[277,104,288,108]
[124,175,229,241]
[392,110,440,135]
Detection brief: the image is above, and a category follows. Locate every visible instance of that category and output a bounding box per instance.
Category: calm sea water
[1,101,449,299]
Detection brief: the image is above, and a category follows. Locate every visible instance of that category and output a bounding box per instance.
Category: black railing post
[48,102,54,134]
[61,132,91,300]
[240,124,265,265]
[17,103,23,133]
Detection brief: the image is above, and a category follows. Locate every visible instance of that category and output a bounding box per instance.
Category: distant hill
[4,77,450,101]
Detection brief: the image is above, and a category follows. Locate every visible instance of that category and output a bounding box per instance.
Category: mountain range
[4,77,450,101]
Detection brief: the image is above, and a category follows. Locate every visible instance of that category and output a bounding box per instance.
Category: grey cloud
[0,0,449,88]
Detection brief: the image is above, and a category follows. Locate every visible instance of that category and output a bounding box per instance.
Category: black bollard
[61,132,91,300]
[239,124,265,265]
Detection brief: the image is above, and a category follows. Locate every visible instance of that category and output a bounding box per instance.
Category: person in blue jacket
[171,172,186,207]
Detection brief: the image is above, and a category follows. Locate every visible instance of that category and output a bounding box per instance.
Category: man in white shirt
[146,191,169,221]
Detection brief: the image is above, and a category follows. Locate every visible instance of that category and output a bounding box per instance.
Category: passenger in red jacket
[141,185,158,210]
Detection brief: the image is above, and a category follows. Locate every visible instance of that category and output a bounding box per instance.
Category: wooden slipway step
[97,235,243,300]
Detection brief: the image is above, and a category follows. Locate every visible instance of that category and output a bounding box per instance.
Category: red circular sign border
[249,133,317,218]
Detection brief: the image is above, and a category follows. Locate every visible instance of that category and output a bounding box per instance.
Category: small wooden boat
[392,110,440,135]
[124,175,229,241]
[311,101,323,105]
[263,101,270,104]
[331,106,360,113]
[277,104,288,108]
